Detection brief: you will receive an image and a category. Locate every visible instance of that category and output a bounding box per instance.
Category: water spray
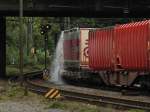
[50,31,64,84]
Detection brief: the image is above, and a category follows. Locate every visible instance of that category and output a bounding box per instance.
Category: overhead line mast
[19,0,24,86]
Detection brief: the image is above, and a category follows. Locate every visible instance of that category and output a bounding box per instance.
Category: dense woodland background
[6,17,145,76]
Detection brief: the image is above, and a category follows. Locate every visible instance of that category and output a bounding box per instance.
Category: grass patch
[47,100,100,112]
[46,100,146,112]
[7,86,23,97]
[6,65,19,76]
[48,101,67,109]
[127,109,145,112]
[0,84,44,102]
[0,86,23,101]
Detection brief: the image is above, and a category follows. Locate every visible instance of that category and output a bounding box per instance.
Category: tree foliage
[6,17,145,66]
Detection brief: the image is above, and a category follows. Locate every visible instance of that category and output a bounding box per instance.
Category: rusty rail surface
[26,78,150,111]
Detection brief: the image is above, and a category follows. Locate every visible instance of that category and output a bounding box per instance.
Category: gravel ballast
[0,100,65,112]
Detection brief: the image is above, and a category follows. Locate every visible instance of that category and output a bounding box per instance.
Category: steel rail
[61,90,150,111]
[23,70,43,78]
[25,78,150,111]
[7,70,43,85]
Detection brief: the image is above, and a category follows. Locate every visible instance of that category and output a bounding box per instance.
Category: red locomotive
[62,20,150,88]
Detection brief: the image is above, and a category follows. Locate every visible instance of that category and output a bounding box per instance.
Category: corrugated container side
[115,20,150,70]
[89,28,114,70]
[148,22,150,70]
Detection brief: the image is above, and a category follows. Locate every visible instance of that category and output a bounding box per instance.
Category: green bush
[6,46,19,65]
[6,48,51,69]
[23,54,38,66]
[38,53,45,64]
[36,50,50,65]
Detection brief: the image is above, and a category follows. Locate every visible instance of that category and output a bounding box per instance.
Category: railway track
[24,70,43,78]
[7,70,43,85]
[26,77,150,111]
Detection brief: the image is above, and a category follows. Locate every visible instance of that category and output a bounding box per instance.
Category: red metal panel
[115,20,150,70]
[63,39,72,60]
[89,28,114,70]
[71,39,79,60]
[63,31,79,61]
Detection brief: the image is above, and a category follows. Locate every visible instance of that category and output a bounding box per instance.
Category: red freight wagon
[115,20,150,71]
[89,28,114,70]
[63,29,80,70]
[63,34,72,60]
[62,20,150,88]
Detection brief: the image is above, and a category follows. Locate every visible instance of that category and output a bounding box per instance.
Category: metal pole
[30,17,33,49]
[19,0,28,95]
[19,0,24,86]
[45,33,48,69]
[27,17,33,56]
